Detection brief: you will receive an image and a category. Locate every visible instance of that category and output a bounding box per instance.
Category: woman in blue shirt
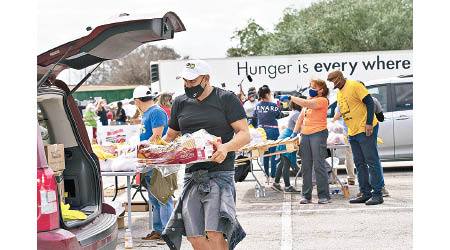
[253,85,281,183]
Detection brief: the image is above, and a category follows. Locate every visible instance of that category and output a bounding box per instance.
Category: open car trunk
[38,84,102,229]
[36,11,185,232]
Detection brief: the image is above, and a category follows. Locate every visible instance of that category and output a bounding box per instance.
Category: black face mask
[185,76,205,99]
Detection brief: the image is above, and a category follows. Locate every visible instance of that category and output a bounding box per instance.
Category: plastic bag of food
[327,132,346,145]
[111,155,142,172]
[137,129,221,165]
[99,159,113,172]
[327,122,345,134]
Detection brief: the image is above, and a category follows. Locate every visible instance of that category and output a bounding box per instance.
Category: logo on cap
[186,63,195,69]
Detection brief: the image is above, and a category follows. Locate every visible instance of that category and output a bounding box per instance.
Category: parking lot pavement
[104,162,413,250]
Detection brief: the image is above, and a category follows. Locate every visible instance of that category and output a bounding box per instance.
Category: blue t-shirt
[253,101,281,126]
[140,104,168,141]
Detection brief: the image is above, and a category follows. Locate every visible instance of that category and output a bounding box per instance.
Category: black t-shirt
[169,87,247,173]
[115,109,127,122]
[97,107,108,122]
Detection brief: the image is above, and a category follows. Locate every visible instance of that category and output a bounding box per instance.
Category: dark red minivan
[37,12,185,250]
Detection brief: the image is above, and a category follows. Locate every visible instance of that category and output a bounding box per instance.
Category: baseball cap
[176,59,211,80]
[133,85,153,99]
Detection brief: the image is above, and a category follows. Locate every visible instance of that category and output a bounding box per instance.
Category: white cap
[133,85,153,99]
[176,59,211,80]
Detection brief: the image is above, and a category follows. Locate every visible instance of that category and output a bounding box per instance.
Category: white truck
[150,50,412,97]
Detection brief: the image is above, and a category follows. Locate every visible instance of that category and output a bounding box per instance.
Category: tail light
[37,167,59,232]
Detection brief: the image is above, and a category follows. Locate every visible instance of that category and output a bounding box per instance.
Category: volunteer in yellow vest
[327,70,385,205]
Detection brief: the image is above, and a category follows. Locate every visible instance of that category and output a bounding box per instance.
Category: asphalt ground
[102,161,413,250]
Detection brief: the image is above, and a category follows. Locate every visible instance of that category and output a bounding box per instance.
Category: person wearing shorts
[161,60,250,250]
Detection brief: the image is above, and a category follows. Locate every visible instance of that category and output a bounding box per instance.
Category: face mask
[185,76,205,99]
[249,96,255,102]
[309,88,318,97]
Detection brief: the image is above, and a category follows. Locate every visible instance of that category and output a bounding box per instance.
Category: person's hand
[289,132,298,139]
[365,124,373,136]
[209,140,228,164]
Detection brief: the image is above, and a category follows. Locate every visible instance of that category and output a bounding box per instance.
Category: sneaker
[270,177,275,183]
[382,187,389,197]
[318,198,329,204]
[156,238,166,245]
[365,195,384,205]
[142,230,160,240]
[299,198,312,204]
[284,186,301,193]
[356,191,362,197]
[348,179,355,185]
[349,196,371,204]
[271,183,283,192]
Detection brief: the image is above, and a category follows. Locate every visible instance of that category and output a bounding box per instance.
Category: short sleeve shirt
[140,104,168,141]
[337,80,378,136]
[169,87,247,173]
[287,110,301,131]
[253,101,281,126]
[300,97,328,135]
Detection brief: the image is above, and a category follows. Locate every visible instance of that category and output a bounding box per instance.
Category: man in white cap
[133,85,176,244]
[161,60,250,250]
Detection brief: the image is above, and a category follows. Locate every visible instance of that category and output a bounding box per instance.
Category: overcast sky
[38,0,319,60]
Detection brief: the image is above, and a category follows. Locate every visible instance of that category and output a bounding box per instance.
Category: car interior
[38,87,101,229]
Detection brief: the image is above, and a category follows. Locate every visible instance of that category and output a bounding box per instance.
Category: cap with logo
[133,85,153,99]
[176,59,211,80]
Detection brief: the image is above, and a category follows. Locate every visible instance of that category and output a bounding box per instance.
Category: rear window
[394,82,413,111]
[367,84,389,112]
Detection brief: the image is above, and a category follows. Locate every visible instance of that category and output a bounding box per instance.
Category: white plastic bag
[111,155,140,172]
[327,132,346,145]
[327,122,344,134]
[99,159,113,172]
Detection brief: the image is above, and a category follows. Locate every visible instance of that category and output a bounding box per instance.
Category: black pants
[275,155,294,187]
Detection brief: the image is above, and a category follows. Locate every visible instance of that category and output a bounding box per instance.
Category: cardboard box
[123,201,149,212]
[117,215,125,229]
[103,184,126,197]
[44,144,65,172]
[54,171,65,203]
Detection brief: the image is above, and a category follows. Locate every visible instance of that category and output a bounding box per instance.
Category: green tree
[228,0,413,56]
[226,19,270,57]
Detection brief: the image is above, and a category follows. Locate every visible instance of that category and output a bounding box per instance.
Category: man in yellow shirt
[327,70,385,205]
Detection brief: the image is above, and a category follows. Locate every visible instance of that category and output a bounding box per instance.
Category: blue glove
[276,95,290,102]
[289,132,298,139]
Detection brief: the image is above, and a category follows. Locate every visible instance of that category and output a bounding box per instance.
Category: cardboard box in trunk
[44,144,65,172]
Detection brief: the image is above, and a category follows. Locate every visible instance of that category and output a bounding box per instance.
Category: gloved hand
[276,95,290,102]
[289,132,298,139]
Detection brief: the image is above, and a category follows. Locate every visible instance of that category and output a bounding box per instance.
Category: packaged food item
[137,129,221,165]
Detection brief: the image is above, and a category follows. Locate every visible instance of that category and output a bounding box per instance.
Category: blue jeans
[145,170,174,234]
[260,127,279,178]
[348,124,385,197]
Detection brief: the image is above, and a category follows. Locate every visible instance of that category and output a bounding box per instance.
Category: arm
[292,109,305,134]
[148,126,165,142]
[362,94,375,136]
[290,96,320,109]
[162,127,181,143]
[210,118,250,164]
[332,111,342,122]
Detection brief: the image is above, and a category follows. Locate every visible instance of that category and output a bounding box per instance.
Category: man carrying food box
[160,60,250,250]
[133,85,176,244]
